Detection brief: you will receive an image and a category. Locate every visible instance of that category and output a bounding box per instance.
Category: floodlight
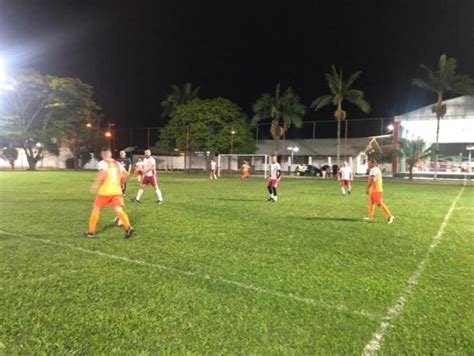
[105,131,112,138]
[293,147,300,152]
[387,124,394,132]
[0,56,5,85]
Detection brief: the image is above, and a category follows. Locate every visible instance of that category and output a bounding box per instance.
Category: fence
[106,118,393,152]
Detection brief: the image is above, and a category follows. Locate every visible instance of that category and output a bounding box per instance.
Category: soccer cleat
[124,227,134,239]
[348,190,351,195]
[363,217,374,222]
[83,231,95,238]
[131,198,140,203]
[387,216,395,224]
[267,197,273,201]
[157,200,164,204]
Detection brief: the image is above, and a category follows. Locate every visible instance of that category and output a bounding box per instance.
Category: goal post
[217,154,269,177]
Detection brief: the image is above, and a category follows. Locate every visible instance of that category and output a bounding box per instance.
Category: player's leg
[377,196,394,223]
[154,182,164,203]
[133,181,146,202]
[272,187,278,202]
[113,205,134,238]
[267,181,274,201]
[340,180,346,195]
[86,206,101,236]
[364,194,375,221]
[348,181,352,195]
[122,179,128,195]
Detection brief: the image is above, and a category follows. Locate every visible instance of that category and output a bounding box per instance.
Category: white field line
[362,184,466,355]
[0,230,376,320]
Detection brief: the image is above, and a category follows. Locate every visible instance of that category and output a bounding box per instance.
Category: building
[393,95,474,178]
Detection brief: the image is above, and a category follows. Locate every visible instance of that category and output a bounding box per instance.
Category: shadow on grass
[303,216,364,223]
[207,198,264,203]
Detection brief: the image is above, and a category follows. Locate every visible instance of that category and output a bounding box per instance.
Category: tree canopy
[157,98,256,155]
[160,83,200,119]
[0,69,100,169]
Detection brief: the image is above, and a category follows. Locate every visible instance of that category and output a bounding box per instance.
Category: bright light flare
[0,56,6,85]
[104,131,112,138]
[387,124,394,131]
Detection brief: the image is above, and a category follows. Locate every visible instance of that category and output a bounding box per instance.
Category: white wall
[400,118,474,143]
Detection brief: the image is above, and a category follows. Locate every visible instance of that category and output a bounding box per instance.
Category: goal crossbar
[217,154,269,177]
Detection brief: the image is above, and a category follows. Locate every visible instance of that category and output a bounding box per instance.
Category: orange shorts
[242,171,249,177]
[94,194,124,209]
[370,191,383,204]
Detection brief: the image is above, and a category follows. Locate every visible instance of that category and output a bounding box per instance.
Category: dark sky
[0,0,473,129]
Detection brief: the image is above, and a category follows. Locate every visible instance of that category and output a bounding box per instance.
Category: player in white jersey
[267,156,282,203]
[131,149,164,204]
[338,161,353,195]
[210,159,217,180]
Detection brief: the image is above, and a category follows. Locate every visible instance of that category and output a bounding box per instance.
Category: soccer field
[0,172,472,354]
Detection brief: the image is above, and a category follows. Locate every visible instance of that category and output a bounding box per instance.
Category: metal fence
[107,118,393,152]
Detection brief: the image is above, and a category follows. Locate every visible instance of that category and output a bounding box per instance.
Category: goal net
[217,154,269,177]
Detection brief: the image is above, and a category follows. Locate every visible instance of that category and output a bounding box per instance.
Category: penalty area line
[0,229,377,320]
[362,184,466,355]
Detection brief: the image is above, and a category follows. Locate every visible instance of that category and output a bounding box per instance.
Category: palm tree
[398,138,432,180]
[252,83,306,153]
[412,53,474,179]
[160,83,200,119]
[311,66,370,163]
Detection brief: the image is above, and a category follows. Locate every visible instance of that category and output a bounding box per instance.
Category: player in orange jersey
[364,158,394,224]
[85,147,134,238]
[241,161,250,179]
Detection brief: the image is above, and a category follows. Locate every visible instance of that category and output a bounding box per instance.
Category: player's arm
[277,168,282,180]
[120,166,129,186]
[127,159,132,174]
[90,170,107,194]
[366,175,375,194]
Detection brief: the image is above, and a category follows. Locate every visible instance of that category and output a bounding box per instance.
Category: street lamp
[230,128,236,154]
[387,124,394,132]
[86,122,93,128]
[467,145,474,173]
[287,146,299,166]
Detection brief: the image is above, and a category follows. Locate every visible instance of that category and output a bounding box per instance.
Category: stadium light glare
[387,124,394,132]
[86,123,93,128]
[104,131,112,138]
[0,56,6,86]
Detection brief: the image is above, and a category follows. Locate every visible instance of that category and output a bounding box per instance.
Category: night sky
[0,0,473,129]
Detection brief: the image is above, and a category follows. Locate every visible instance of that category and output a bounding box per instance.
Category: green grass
[0,171,472,354]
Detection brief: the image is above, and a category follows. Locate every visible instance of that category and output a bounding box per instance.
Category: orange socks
[368,204,375,219]
[88,210,100,233]
[380,203,392,218]
[116,210,131,230]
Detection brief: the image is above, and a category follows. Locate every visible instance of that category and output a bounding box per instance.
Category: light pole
[230,128,236,154]
[467,145,474,174]
[287,146,299,171]
[106,122,115,153]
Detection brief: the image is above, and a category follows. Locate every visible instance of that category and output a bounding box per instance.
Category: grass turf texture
[0,171,472,354]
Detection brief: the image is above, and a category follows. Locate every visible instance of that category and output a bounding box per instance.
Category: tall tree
[49,77,100,169]
[311,66,370,163]
[0,145,18,170]
[157,98,256,169]
[412,54,474,179]
[160,83,200,119]
[398,138,432,180]
[0,69,58,170]
[252,83,306,154]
